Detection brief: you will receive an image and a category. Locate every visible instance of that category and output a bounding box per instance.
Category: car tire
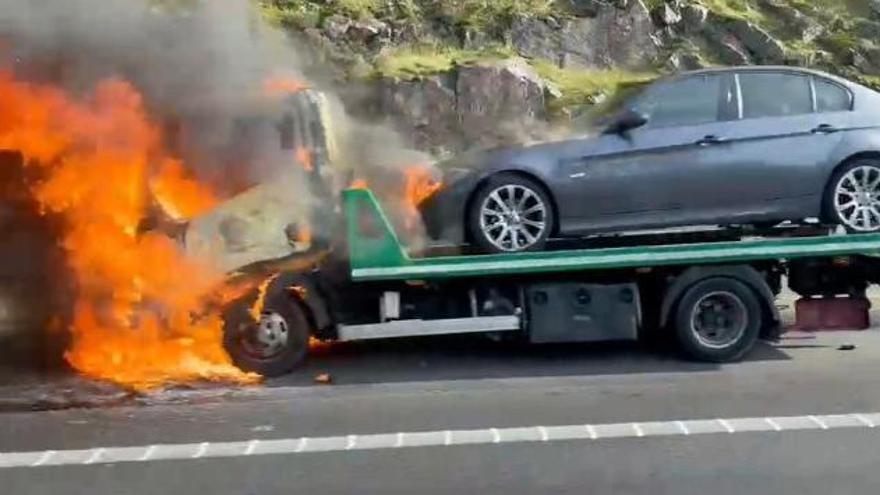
[673,278,761,363]
[223,282,310,377]
[824,159,880,233]
[467,173,555,253]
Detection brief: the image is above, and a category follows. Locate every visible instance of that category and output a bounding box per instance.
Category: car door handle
[696,135,726,146]
[811,124,840,134]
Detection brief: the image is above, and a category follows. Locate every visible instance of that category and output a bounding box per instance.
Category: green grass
[854,73,880,91]
[260,2,322,29]
[699,0,765,23]
[260,0,382,26]
[430,0,559,31]
[372,44,516,80]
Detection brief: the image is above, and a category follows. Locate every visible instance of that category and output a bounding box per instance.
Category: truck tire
[673,277,761,363]
[223,284,310,377]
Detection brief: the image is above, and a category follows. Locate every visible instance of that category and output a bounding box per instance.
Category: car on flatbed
[420,66,880,253]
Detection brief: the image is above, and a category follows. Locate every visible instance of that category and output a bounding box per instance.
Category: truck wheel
[673,278,761,363]
[468,173,554,253]
[223,286,310,377]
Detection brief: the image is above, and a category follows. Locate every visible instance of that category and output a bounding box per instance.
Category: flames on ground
[0,70,260,390]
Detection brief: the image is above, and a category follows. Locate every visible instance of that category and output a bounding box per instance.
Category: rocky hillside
[261,0,880,154]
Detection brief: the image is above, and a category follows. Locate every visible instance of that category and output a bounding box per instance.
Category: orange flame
[249,273,280,322]
[349,178,368,190]
[297,225,313,246]
[403,165,441,229]
[294,147,314,172]
[262,75,309,98]
[0,70,258,390]
[150,160,219,220]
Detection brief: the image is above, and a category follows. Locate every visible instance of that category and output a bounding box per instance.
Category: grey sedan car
[420,66,880,253]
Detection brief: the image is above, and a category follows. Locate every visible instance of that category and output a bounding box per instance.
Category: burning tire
[223,282,310,377]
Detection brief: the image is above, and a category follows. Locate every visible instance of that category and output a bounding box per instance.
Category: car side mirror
[603,109,648,135]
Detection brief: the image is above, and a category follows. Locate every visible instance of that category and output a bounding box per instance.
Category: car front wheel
[223,283,310,377]
[826,159,880,233]
[467,174,554,253]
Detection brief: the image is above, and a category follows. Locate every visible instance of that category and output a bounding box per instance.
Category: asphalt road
[3,329,880,494]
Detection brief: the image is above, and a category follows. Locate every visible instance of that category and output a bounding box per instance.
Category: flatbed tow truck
[222,188,880,377]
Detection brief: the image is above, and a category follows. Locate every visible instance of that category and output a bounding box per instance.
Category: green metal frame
[344,189,880,282]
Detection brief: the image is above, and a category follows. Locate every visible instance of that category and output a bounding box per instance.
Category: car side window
[814,78,851,112]
[739,72,812,119]
[630,75,722,128]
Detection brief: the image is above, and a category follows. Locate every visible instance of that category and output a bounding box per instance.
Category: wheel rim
[834,165,880,232]
[479,184,548,251]
[241,311,289,359]
[689,291,748,350]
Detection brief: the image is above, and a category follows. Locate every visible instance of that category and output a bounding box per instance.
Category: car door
[561,73,737,233]
[702,70,850,222]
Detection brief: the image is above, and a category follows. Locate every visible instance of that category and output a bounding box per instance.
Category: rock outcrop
[379,59,556,151]
[511,0,659,68]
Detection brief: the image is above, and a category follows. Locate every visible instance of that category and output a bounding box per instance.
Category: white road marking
[808,415,829,430]
[192,442,208,459]
[765,418,782,432]
[490,428,501,444]
[675,421,690,436]
[6,411,880,469]
[244,440,259,456]
[294,438,308,453]
[84,448,105,465]
[537,426,549,442]
[632,423,644,438]
[31,451,55,467]
[585,425,597,440]
[853,414,876,428]
[139,445,156,461]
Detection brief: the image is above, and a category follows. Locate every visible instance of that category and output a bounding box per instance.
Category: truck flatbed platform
[344,189,880,282]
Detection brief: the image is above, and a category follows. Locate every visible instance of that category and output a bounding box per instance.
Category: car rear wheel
[825,159,880,233]
[467,174,554,253]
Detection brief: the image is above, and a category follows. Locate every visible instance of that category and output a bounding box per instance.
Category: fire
[150,160,219,220]
[262,75,309,98]
[350,178,368,190]
[0,70,258,390]
[294,147,314,172]
[249,273,280,322]
[403,165,441,229]
[297,225,313,246]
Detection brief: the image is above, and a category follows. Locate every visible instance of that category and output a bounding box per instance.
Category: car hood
[437,132,604,183]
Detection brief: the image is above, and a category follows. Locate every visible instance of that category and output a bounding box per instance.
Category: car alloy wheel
[478,184,548,252]
[834,164,880,232]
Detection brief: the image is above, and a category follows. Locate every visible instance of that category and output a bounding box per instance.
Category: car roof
[669,65,853,86]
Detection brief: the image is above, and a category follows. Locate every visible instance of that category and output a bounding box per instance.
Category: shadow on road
[268,335,792,388]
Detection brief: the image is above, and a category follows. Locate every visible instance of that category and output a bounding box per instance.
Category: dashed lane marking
[4,411,880,469]
[675,421,689,436]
